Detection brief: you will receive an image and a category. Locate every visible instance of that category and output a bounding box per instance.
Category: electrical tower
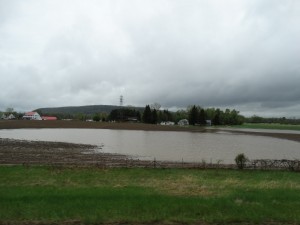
[120,95,123,107]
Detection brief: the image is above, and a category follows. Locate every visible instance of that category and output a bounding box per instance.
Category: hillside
[35,105,144,115]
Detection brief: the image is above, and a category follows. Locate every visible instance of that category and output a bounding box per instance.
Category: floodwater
[1,128,300,164]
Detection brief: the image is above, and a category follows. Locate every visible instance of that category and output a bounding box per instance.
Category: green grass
[1,166,300,224]
[232,123,300,131]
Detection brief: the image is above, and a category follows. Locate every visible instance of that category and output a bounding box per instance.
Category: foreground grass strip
[0,166,300,224]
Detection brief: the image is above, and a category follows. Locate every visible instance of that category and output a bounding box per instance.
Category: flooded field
[1,128,300,164]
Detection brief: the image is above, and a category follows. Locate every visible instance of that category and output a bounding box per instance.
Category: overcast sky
[1,0,300,117]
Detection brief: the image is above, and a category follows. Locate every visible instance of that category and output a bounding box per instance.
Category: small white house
[22,112,42,120]
[206,120,212,126]
[7,114,16,120]
[0,113,15,120]
[178,119,189,126]
[160,121,175,126]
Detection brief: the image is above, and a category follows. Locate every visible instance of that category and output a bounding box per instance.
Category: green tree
[174,110,188,123]
[212,108,221,125]
[205,108,216,120]
[136,111,141,122]
[93,114,101,122]
[188,105,198,125]
[75,113,86,121]
[199,108,206,125]
[142,105,152,124]
[249,115,264,123]
[158,110,174,123]
[152,109,158,124]
[222,109,231,125]
[109,108,140,122]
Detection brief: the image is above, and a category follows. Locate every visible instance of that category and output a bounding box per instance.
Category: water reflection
[0,128,300,164]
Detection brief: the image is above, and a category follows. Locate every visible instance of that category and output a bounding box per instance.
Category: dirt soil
[0,138,131,166]
[0,120,204,131]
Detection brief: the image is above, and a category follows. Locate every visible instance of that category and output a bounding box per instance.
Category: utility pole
[119,95,124,121]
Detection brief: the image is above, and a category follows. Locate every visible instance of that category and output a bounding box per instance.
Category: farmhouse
[22,112,42,120]
[160,121,175,126]
[7,114,16,120]
[178,119,189,126]
[1,113,16,120]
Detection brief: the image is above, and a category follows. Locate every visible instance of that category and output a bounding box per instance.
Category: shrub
[93,114,101,122]
[235,153,248,169]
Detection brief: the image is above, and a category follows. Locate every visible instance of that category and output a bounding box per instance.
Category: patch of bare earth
[0,138,128,166]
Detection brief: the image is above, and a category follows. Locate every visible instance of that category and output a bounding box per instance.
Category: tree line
[3,105,300,126]
[0,105,247,125]
[245,115,300,125]
[106,105,244,125]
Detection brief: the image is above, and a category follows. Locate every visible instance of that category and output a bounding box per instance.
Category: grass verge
[1,166,300,224]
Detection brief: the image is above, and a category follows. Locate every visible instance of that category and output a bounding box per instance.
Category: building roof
[24,112,38,116]
[42,116,57,120]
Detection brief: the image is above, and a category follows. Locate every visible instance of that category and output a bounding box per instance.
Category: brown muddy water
[0,128,300,164]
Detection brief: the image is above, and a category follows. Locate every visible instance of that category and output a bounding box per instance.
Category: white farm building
[177,119,189,126]
[22,112,42,120]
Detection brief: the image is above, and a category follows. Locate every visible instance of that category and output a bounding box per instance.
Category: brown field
[0,138,130,166]
[0,120,201,131]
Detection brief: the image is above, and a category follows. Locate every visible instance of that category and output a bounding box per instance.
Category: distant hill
[35,105,144,115]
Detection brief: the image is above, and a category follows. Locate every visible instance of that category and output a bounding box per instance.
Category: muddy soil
[0,120,201,131]
[0,138,235,168]
[0,138,130,166]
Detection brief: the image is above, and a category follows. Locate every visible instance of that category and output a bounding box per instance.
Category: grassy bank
[1,166,300,224]
[232,123,300,131]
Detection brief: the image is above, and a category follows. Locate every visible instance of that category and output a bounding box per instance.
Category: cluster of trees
[108,108,141,122]
[142,105,174,124]
[106,105,173,124]
[139,105,244,125]
[0,108,23,119]
[5,104,299,126]
[142,105,157,124]
[188,106,207,125]
[188,106,244,125]
[40,107,300,126]
[245,115,300,125]
[92,104,245,125]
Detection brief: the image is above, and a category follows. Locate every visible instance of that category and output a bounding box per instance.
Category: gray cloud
[1,0,300,117]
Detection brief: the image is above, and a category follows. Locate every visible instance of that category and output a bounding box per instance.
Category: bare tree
[5,107,14,113]
[150,103,161,111]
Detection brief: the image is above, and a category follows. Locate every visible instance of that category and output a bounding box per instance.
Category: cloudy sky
[1,0,300,117]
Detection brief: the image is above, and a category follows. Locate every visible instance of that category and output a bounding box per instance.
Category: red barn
[42,116,57,121]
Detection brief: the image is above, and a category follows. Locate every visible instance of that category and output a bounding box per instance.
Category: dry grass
[141,175,214,196]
